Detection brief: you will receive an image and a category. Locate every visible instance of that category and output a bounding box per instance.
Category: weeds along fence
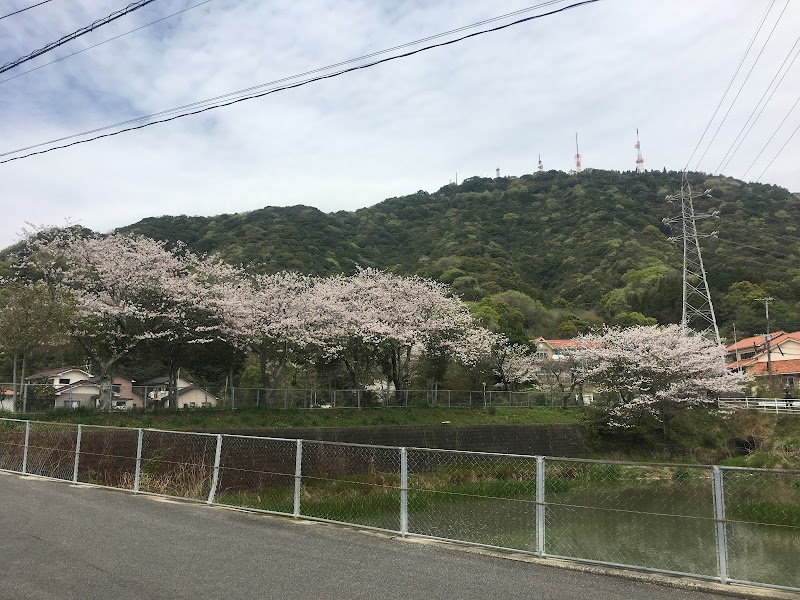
[0,417,798,592]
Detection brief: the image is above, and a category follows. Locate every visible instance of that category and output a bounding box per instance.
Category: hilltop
[116,169,799,340]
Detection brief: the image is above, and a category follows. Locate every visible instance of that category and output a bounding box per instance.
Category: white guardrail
[718,398,800,415]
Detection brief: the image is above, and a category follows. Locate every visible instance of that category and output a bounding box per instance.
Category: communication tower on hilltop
[496,167,500,178]
[574,133,582,173]
[537,154,544,173]
[663,173,721,345]
[635,128,644,173]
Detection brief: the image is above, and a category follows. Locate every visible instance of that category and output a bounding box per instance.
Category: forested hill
[119,169,800,339]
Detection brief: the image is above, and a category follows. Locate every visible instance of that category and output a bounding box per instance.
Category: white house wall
[756,339,800,363]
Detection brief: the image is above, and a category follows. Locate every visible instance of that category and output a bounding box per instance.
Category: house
[725,332,800,365]
[748,359,800,391]
[1,389,14,412]
[55,375,144,410]
[532,337,588,360]
[26,367,94,388]
[25,368,143,409]
[144,376,218,408]
[725,331,800,390]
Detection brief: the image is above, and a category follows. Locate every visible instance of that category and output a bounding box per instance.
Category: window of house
[64,400,80,409]
[112,384,121,394]
[190,402,197,408]
[782,376,796,388]
[59,378,70,385]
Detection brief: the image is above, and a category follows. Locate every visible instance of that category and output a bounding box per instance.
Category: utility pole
[758,297,774,391]
[663,173,721,344]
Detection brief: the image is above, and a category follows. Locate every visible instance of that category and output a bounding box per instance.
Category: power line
[694,0,790,171]
[0,0,601,165]
[683,0,775,170]
[0,0,55,21]
[718,237,797,260]
[1,0,571,155]
[756,118,800,181]
[0,0,161,75]
[742,94,800,179]
[0,0,212,85]
[2,0,571,157]
[715,32,800,174]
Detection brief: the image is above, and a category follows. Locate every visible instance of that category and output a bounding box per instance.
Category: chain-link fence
[0,416,797,592]
[1,383,577,412]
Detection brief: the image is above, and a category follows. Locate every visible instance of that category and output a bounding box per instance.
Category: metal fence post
[400,447,408,537]
[293,440,303,518]
[22,383,28,414]
[712,466,729,584]
[231,387,236,410]
[21,420,30,474]
[536,456,545,558]
[133,428,144,493]
[207,434,223,505]
[72,424,82,483]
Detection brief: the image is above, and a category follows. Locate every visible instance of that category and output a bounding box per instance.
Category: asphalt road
[0,472,776,600]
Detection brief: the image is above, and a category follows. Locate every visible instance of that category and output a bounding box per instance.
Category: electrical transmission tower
[635,128,644,173]
[663,173,721,344]
[537,154,543,173]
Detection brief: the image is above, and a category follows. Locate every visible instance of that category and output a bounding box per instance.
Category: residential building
[725,331,800,391]
[25,367,93,388]
[532,337,587,360]
[24,368,143,409]
[56,375,144,410]
[144,376,218,408]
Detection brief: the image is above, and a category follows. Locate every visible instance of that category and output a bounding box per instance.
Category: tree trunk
[11,351,18,406]
[168,360,180,410]
[258,341,270,389]
[76,337,123,409]
[99,373,113,411]
[20,354,27,412]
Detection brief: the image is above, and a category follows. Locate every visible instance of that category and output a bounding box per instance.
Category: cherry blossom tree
[534,352,591,407]
[491,338,536,391]
[574,324,749,428]
[308,269,475,391]
[20,228,222,408]
[213,269,318,392]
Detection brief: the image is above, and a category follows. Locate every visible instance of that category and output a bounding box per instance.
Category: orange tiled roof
[726,332,786,352]
[547,339,587,349]
[750,359,800,376]
[726,358,757,370]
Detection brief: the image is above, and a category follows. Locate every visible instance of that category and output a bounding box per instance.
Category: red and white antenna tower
[635,128,644,173]
[537,154,543,173]
[574,133,582,173]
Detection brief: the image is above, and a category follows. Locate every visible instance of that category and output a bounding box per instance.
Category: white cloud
[1,0,799,248]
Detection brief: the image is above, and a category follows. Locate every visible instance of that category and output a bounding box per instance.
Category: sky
[1,0,799,249]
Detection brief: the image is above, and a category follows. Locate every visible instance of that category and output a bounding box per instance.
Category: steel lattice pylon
[663,173,721,345]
